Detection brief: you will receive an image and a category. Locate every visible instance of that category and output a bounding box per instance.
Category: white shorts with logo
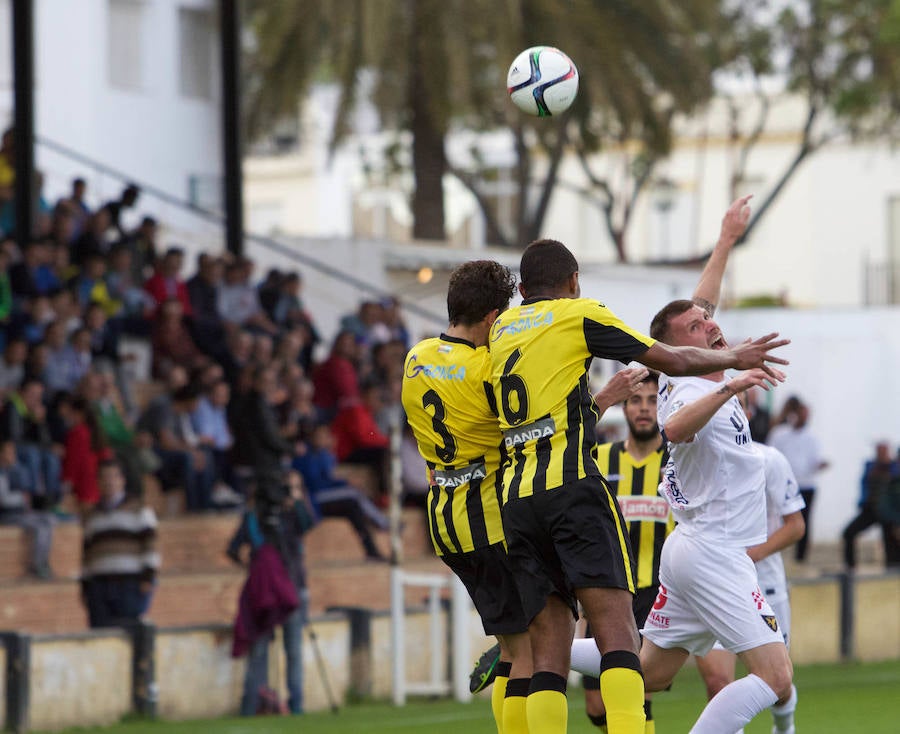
[765,592,791,647]
[710,593,791,653]
[641,528,784,656]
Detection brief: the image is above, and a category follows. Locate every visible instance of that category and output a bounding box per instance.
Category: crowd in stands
[0,125,422,580]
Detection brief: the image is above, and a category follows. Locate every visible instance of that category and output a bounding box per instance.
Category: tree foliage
[242,0,725,248]
[691,0,900,260]
[241,1,900,259]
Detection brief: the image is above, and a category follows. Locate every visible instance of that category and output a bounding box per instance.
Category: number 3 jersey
[401,334,506,556]
[488,297,654,502]
[657,374,767,546]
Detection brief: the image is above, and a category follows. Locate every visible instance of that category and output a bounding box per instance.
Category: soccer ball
[507,46,579,117]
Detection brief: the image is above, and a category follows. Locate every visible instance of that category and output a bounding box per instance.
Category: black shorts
[441,541,529,636]
[501,476,636,624]
[632,584,659,629]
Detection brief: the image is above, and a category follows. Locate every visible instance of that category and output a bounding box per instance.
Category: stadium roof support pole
[12,0,35,252]
[220,0,244,257]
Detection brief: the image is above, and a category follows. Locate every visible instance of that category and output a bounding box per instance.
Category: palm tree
[242,0,726,252]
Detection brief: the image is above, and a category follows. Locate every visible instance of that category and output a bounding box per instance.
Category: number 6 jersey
[401,334,506,555]
[488,297,654,502]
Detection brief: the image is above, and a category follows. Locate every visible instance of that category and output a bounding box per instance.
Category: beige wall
[29,635,132,731]
[154,619,353,719]
[854,577,900,662]
[155,628,245,719]
[12,579,900,729]
[269,616,351,712]
[789,582,842,665]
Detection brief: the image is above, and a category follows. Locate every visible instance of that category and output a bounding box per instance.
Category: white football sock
[569,638,603,676]
[771,683,797,732]
[689,673,778,734]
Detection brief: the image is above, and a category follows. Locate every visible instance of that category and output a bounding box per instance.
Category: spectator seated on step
[143,246,193,319]
[186,252,226,359]
[330,380,391,501]
[150,297,208,380]
[193,378,244,504]
[0,378,63,510]
[217,258,278,338]
[292,422,388,561]
[0,439,54,578]
[136,380,215,513]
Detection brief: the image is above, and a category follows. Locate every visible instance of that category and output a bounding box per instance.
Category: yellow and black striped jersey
[596,441,674,590]
[488,297,655,502]
[401,334,505,556]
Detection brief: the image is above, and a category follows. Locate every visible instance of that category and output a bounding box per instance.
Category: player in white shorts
[566,196,794,733]
[696,442,806,734]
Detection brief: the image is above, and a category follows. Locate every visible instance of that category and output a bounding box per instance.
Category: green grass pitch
[42,659,900,733]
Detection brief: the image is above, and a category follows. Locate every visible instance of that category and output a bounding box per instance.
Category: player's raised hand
[727,367,785,396]
[730,333,790,370]
[719,194,753,247]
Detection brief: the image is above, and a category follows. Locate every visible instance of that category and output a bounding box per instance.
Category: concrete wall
[854,576,900,662]
[9,575,898,730]
[29,633,132,731]
[788,580,842,665]
[155,627,244,719]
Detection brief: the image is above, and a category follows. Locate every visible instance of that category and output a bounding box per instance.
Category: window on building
[108,0,146,90]
[178,7,214,99]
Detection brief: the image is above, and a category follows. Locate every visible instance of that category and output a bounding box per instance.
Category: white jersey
[754,444,806,597]
[657,375,767,546]
[767,423,824,488]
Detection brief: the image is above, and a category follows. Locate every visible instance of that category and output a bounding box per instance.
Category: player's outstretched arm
[693,195,752,316]
[664,368,783,444]
[641,333,789,377]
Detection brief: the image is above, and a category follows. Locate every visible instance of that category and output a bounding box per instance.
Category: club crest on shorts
[761,614,779,632]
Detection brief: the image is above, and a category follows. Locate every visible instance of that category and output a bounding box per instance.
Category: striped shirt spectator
[81,459,160,628]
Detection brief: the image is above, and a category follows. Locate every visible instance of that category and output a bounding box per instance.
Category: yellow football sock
[526,671,567,734]
[503,678,530,734]
[643,699,655,734]
[492,674,509,734]
[599,651,645,734]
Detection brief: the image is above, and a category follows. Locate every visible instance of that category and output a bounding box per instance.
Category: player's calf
[639,638,688,693]
[739,641,793,703]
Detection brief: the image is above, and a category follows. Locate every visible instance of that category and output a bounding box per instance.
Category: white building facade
[246,87,900,311]
[0,0,222,225]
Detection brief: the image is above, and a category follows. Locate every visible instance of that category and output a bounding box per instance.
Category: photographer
[230,470,316,716]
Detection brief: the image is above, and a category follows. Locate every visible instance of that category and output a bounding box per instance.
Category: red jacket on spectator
[330,401,389,461]
[144,273,193,317]
[62,422,112,507]
[311,355,359,416]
